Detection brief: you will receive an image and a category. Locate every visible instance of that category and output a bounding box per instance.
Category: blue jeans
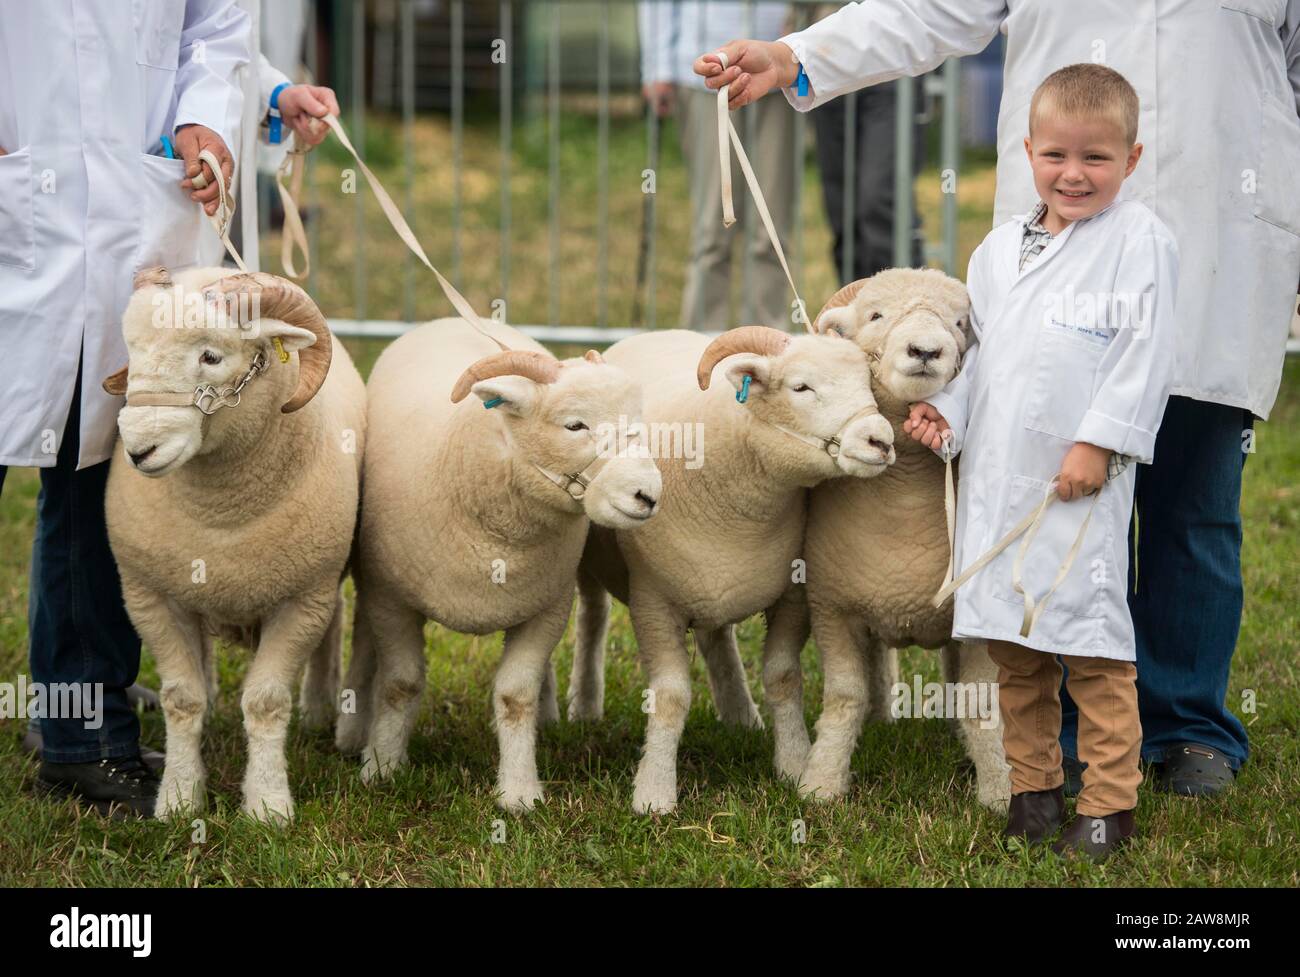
[1061,395,1253,769]
[0,365,143,762]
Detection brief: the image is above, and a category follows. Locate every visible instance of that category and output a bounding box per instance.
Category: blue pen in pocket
[160,135,176,159]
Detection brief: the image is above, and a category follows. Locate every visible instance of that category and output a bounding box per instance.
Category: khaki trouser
[675,86,796,330]
[987,639,1142,817]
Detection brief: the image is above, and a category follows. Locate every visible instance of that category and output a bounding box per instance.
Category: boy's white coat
[926,200,1179,661]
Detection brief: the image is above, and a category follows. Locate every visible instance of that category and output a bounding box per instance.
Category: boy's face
[1023,113,1142,232]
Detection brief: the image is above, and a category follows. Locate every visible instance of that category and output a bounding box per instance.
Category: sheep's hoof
[300,702,336,734]
[632,769,678,815]
[496,780,546,812]
[359,748,403,784]
[154,778,205,821]
[773,741,811,783]
[334,714,369,756]
[797,768,851,802]
[719,704,765,730]
[242,792,295,824]
[976,775,1012,813]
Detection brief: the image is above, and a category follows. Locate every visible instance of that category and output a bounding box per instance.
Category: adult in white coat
[0,0,250,816]
[696,0,1300,795]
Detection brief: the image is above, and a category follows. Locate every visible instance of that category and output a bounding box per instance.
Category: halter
[123,350,270,415]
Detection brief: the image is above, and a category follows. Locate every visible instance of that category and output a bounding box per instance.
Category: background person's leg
[852,81,925,278]
[677,87,737,330]
[27,365,142,763]
[811,96,850,284]
[745,93,797,327]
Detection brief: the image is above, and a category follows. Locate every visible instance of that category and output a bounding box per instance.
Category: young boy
[904,64,1178,859]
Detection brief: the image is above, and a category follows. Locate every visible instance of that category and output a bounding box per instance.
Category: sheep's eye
[792,383,814,394]
[200,350,223,366]
[565,421,588,432]
[869,312,883,322]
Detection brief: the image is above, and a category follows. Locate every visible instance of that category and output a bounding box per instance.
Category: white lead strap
[199,148,248,273]
[715,51,810,332]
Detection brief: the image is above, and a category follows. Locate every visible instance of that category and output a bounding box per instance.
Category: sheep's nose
[635,489,658,511]
[868,436,891,454]
[907,344,941,363]
[128,445,157,465]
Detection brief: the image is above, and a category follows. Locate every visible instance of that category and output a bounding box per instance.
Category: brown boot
[1052,810,1136,860]
[1003,787,1066,843]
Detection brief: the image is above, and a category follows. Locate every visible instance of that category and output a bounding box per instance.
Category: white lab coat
[0,0,250,470]
[927,200,1180,659]
[780,0,1300,421]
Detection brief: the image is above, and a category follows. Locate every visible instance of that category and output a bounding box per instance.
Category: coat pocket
[134,154,202,272]
[991,474,1111,621]
[132,0,183,70]
[1254,91,1300,238]
[1022,326,1106,442]
[0,147,35,270]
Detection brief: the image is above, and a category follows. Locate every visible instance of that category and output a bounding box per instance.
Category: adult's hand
[642,81,676,118]
[694,40,799,110]
[277,84,341,146]
[174,124,234,216]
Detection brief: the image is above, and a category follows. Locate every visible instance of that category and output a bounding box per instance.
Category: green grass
[0,113,1297,886]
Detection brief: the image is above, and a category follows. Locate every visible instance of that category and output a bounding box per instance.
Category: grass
[0,113,1297,886]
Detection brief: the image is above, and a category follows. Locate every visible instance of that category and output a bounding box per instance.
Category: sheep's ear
[816,306,856,339]
[470,375,539,416]
[257,320,318,354]
[723,354,773,399]
[103,366,129,396]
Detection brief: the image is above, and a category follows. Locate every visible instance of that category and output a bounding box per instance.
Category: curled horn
[813,278,868,334]
[133,266,173,291]
[696,325,791,390]
[450,350,562,403]
[207,272,333,413]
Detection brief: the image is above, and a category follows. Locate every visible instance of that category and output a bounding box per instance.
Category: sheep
[781,267,1012,809]
[573,326,897,814]
[341,317,662,812]
[102,266,366,822]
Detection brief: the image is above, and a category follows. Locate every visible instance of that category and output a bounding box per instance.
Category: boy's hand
[694,41,799,110]
[174,125,233,216]
[1056,442,1109,501]
[277,84,341,146]
[903,402,952,452]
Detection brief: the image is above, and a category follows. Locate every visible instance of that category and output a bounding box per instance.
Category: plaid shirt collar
[1019,201,1054,271]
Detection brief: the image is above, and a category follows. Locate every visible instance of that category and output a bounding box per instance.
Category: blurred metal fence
[282,0,967,346]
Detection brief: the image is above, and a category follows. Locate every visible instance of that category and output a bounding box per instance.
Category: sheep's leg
[121,582,208,819]
[799,611,870,801]
[567,568,610,721]
[360,592,427,784]
[335,589,378,756]
[537,658,560,728]
[200,629,218,706]
[695,625,763,729]
[763,587,811,780]
[494,596,570,811]
[864,644,900,724]
[241,589,336,823]
[299,589,343,733]
[630,591,691,815]
[941,639,1011,811]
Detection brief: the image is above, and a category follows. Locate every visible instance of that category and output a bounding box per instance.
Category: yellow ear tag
[272,337,290,364]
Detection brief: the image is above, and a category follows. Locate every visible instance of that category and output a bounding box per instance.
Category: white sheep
[342,318,662,812]
[573,326,896,814]
[102,267,366,822]
[785,268,1011,809]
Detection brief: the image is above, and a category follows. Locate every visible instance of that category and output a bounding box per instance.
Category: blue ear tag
[483,396,504,409]
[736,374,751,404]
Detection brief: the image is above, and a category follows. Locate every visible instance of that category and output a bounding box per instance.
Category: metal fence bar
[452,0,464,285]
[893,73,914,267]
[305,0,318,297]
[401,0,415,323]
[941,57,960,276]
[645,96,659,329]
[548,1,562,327]
[351,0,367,320]
[500,0,513,318]
[597,0,610,327]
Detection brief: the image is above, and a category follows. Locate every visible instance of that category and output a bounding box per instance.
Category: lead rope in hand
[933,474,1105,638]
[199,148,248,272]
[715,51,811,333]
[274,115,508,352]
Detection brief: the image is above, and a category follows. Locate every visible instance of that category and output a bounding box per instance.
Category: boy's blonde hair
[1029,63,1139,146]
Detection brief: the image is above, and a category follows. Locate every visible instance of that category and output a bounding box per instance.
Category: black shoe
[21,726,164,775]
[36,755,160,819]
[1051,809,1136,861]
[1003,786,1066,844]
[1153,743,1236,797]
[1062,755,1086,797]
